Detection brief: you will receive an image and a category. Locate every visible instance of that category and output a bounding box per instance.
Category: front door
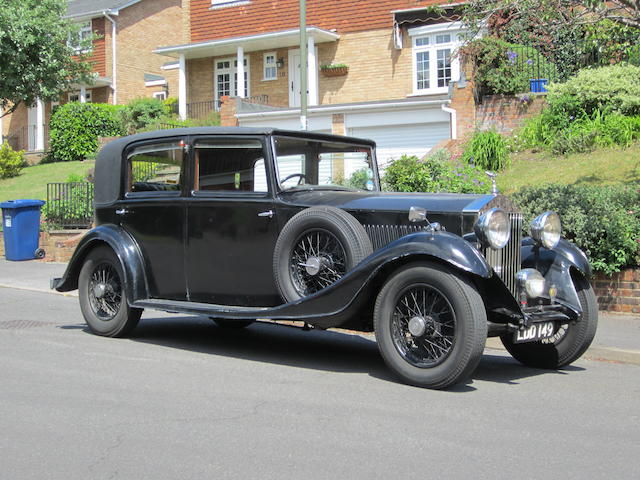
[185,136,281,306]
[288,50,302,107]
[119,138,188,300]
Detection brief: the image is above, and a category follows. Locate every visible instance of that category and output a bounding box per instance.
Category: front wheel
[500,273,598,369]
[78,246,142,337]
[374,262,487,389]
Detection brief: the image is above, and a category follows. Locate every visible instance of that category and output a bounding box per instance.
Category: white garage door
[350,122,450,169]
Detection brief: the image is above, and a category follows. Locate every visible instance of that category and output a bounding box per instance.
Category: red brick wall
[476,94,546,134]
[594,269,640,314]
[219,96,238,126]
[190,0,442,42]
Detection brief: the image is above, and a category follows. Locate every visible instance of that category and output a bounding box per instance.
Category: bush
[49,102,125,162]
[0,141,26,179]
[546,64,640,119]
[462,130,510,171]
[383,151,490,194]
[512,184,640,274]
[120,97,170,133]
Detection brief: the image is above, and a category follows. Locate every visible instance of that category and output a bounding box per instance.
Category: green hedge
[48,102,126,162]
[0,141,26,179]
[513,184,640,274]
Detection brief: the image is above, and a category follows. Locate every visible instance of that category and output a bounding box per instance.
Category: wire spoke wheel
[290,228,347,297]
[391,284,456,368]
[88,262,123,321]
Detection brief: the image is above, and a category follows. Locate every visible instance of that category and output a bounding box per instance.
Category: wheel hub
[303,256,322,276]
[408,316,427,337]
[93,283,107,299]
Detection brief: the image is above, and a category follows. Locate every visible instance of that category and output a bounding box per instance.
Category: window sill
[210,0,250,10]
[407,90,448,97]
[262,77,277,82]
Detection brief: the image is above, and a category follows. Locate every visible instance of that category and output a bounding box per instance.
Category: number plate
[513,321,556,343]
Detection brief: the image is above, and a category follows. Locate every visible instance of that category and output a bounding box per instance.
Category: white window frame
[69,20,93,53]
[214,56,251,108]
[68,90,92,103]
[153,91,167,100]
[210,0,250,9]
[409,22,463,96]
[263,52,277,81]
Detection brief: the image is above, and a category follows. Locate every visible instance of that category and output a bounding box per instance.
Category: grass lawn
[498,143,640,194]
[0,160,95,203]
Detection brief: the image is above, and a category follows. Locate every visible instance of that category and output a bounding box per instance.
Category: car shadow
[108,315,582,391]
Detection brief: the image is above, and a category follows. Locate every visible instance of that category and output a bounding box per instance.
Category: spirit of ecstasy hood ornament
[485,171,498,195]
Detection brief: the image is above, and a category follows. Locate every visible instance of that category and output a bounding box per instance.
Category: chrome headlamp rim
[530,211,562,249]
[474,208,510,249]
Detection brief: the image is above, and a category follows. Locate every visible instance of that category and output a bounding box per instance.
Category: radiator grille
[363,224,428,251]
[482,213,523,297]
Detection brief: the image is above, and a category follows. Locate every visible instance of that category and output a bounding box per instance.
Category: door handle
[258,210,274,218]
[115,208,129,215]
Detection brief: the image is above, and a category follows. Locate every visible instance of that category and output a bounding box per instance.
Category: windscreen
[273,136,377,191]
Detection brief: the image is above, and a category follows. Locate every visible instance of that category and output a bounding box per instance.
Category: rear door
[184,136,281,306]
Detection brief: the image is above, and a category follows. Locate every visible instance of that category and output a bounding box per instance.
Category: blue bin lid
[0,199,46,209]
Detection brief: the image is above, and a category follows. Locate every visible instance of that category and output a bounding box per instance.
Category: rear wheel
[500,273,598,369]
[78,246,142,337]
[374,262,487,389]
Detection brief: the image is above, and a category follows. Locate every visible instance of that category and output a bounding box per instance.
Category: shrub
[546,64,640,119]
[462,130,510,171]
[0,141,26,179]
[49,102,125,162]
[120,97,170,133]
[512,184,640,274]
[383,151,490,194]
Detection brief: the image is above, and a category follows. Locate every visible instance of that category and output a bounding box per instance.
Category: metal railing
[4,125,49,152]
[46,182,94,229]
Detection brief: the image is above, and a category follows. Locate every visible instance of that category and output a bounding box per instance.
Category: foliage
[48,103,126,162]
[546,64,640,118]
[344,167,370,190]
[383,151,490,194]
[120,97,171,134]
[460,38,529,95]
[0,0,93,115]
[513,184,640,274]
[0,142,26,179]
[41,180,94,227]
[583,20,640,66]
[462,130,510,170]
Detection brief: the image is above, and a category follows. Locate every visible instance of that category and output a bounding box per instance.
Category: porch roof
[155,27,340,60]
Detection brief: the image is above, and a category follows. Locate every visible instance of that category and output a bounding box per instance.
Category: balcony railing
[171,95,271,120]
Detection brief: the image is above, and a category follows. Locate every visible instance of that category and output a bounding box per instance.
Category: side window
[194,139,268,193]
[127,141,184,193]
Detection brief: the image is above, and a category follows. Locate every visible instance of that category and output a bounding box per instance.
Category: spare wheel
[273,206,373,302]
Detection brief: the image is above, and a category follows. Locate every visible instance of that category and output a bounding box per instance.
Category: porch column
[80,85,87,103]
[35,98,45,151]
[236,46,245,99]
[307,35,318,106]
[178,53,187,120]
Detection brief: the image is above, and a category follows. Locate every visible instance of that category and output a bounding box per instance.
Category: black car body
[53,127,598,388]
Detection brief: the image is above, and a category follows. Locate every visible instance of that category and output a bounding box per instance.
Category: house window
[263,52,277,81]
[153,91,167,100]
[68,90,92,103]
[409,22,462,95]
[69,20,93,53]
[214,57,250,107]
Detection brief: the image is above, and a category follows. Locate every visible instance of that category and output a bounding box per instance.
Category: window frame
[68,90,92,103]
[214,56,251,109]
[69,20,93,54]
[153,91,167,100]
[263,52,277,81]
[409,22,463,96]
[210,0,251,10]
[190,135,273,198]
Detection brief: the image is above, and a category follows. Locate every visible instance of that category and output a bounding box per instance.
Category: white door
[27,105,38,151]
[288,48,318,108]
[350,122,450,170]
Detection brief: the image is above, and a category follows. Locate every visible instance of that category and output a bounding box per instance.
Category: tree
[0,0,93,116]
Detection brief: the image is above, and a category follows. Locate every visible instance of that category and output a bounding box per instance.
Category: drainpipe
[441,101,457,140]
[103,11,118,105]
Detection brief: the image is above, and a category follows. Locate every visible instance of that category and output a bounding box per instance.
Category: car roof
[94,127,377,206]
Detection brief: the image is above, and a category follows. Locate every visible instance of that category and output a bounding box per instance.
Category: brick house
[1,0,185,154]
[155,0,472,164]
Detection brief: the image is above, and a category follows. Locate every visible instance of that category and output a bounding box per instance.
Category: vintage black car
[53,127,597,389]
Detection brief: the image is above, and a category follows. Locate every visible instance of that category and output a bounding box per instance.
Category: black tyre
[500,273,598,369]
[78,246,142,337]
[274,206,373,302]
[374,262,487,389]
[210,318,255,329]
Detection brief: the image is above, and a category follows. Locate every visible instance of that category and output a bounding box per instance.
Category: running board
[133,299,271,319]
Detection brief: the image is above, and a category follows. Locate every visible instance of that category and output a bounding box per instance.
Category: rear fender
[51,224,148,304]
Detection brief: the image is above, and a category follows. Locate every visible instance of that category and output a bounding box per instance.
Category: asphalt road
[1,287,639,480]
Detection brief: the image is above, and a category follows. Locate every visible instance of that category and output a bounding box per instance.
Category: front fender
[51,224,148,304]
[521,237,591,316]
